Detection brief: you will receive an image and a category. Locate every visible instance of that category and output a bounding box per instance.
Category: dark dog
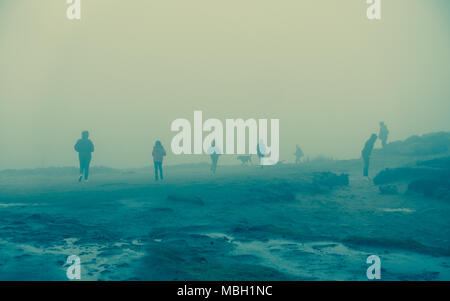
[237,155,252,165]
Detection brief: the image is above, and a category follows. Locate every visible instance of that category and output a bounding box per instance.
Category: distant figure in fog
[207,140,221,174]
[237,155,252,165]
[257,139,266,168]
[74,131,94,182]
[362,134,378,177]
[294,145,304,164]
[379,122,389,148]
[152,140,166,181]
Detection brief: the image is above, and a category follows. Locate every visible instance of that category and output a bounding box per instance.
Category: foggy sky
[1,0,449,169]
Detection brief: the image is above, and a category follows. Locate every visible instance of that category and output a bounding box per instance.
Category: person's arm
[74,140,80,152]
[90,141,95,153]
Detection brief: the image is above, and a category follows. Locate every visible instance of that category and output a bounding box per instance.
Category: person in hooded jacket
[362,134,377,177]
[74,131,95,182]
[152,140,166,181]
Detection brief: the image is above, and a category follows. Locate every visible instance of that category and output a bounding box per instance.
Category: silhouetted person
[74,131,94,182]
[362,134,377,177]
[379,122,389,148]
[207,140,221,174]
[152,140,166,181]
[294,145,304,164]
[257,139,266,168]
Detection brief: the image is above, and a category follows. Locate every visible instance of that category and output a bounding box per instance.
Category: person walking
[74,131,95,182]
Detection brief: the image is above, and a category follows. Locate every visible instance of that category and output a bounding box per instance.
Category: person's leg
[154,161,158,180]
[159,162,163,180]
[78,156,84,182]
[84,156,91,180]
[210,157,215,172]
[213,158,218,173]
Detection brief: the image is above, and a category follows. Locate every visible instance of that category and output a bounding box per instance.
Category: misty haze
[1,0,449,169]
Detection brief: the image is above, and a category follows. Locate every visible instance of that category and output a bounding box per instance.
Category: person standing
[257,139,266,168]
[207,140,221,174]
[362,134,378,177]
[294,145,304,164]
[74,131,94,182]
[152,140,166,181]
[379,122,389,148]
